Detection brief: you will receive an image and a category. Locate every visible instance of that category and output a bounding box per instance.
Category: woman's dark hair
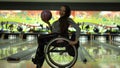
[59,5,71,34]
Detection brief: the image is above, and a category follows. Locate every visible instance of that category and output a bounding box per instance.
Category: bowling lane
[78,36,120,64]
[0,36,38,60]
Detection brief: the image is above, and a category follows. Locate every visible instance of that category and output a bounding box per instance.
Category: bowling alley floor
[0,37,120,68]
[0,59,119,68]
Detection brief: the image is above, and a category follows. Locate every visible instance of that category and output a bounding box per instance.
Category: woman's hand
[69,40,78,46]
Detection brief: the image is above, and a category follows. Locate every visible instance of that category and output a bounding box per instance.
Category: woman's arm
[68,18,81,45]
[68,18,80,40]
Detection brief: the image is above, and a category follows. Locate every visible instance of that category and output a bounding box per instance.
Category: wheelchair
[44,37,78,68]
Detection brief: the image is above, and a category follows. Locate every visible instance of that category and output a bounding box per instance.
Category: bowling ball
[41,10,52,22]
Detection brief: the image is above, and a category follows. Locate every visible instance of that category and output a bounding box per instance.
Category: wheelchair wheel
[45,37,78,68]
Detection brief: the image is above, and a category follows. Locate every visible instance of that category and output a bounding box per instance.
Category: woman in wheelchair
[32,5,81,68]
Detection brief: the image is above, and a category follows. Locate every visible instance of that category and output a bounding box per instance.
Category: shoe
[32,58,37,64]
[32,58,42,68]
[83,58,87,64]
[36,64,42,68]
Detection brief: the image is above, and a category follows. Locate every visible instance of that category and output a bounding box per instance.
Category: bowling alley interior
[0,1,120,68]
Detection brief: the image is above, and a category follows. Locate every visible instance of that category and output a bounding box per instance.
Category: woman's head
[59,5,71,34]
[59,5,71,18]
